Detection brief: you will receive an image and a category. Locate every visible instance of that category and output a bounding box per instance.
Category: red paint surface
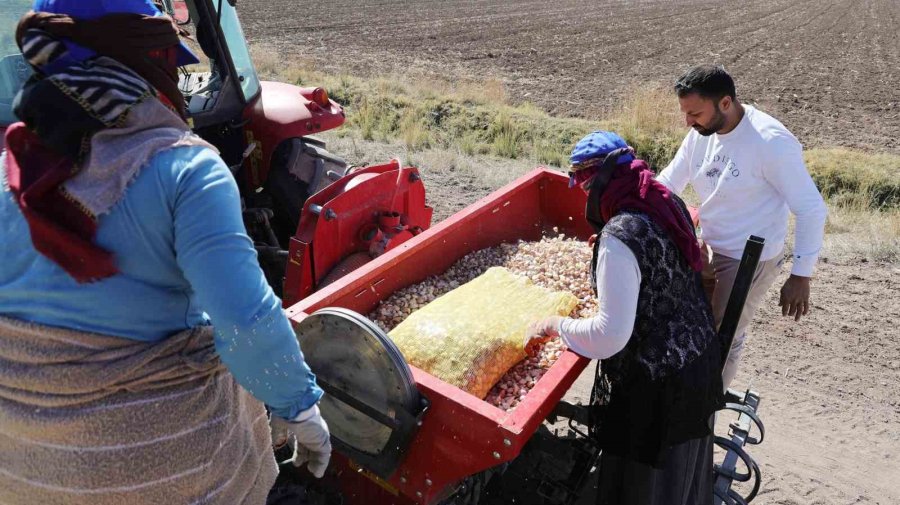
[283,160,433,307]
[242,81,345,188]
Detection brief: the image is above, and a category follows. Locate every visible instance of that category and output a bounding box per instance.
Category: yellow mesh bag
[388,267,578,399]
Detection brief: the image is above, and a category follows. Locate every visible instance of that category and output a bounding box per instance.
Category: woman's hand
[523,316,563,357]
[270,405,332,478]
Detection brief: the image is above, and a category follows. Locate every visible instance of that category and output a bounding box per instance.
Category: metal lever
[713,236,766,505]
[227,142,257,175]
[718,235,765,366]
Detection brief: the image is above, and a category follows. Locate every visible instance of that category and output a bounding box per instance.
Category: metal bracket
[713,389,763,504]
[330,389,430,481]
[723,402,765,445]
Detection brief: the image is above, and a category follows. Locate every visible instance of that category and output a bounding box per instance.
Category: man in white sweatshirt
[656,65,828,389]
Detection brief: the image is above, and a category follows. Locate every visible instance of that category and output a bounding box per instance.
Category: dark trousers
[596,434,714,505]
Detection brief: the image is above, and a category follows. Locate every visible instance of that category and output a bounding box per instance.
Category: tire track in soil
[777,0,888,150]
[682,0,812,67]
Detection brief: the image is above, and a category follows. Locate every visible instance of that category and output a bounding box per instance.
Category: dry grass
[784,204,900,264]
[326,127,900,264]
[249,43,316,86]
[612,84,683,137]
[805,149,900,208]
[611,84,682,145]
[490,110,521,159]
[399,110,430,150]
[822,206,900,263]
[251,43,900,263]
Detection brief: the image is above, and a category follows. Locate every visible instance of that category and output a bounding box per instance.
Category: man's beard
[693,105,727,136]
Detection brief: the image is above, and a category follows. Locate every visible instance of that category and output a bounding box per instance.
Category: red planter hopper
[286,168,593,504]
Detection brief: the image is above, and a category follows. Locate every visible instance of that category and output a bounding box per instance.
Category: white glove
[270,405,332,478]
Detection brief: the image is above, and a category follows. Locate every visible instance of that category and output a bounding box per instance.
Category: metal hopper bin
[285,168,594,505]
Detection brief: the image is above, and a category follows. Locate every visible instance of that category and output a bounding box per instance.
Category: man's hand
[588,234,598,248]
[524,316,563,357]
[270,405,332,478]
[779,275,811,322]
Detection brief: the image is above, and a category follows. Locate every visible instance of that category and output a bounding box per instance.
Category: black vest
[591,207,723,467]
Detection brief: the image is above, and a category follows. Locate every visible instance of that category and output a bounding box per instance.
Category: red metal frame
[286,168,594,504]
[241,81,346,189]
[283,160,433,307]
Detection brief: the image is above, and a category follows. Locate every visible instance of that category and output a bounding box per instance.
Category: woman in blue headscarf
[0,2,329,503]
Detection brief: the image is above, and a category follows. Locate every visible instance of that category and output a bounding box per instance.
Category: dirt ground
[564,262,900,505]
[238,0,900,154]
[729,262,900,504]
[319,132,900,504]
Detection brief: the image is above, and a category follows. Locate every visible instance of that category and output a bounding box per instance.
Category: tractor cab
[156,1,345,178]
[156,0,267,165]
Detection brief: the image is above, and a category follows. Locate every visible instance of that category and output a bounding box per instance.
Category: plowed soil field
[238,0,900,153]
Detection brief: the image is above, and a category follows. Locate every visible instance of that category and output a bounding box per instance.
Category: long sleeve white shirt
[656,105,827,277]
[557,235,640,360]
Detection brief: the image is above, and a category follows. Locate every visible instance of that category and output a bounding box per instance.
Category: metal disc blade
[295,308,417,455]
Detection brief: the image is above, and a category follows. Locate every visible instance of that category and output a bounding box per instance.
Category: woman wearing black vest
[526,131,723,505]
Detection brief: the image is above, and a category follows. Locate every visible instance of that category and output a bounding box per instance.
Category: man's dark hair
[674,65,736,101]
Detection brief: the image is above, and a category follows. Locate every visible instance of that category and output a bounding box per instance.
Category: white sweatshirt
[557,235,639,360]
[657,105,827,277]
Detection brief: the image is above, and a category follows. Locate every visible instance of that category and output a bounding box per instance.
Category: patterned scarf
[599,160,704,272]
[3,22,213,283]
[15,10,189,119]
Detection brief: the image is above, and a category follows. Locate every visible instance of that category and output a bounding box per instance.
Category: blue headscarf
[570,130,635,166]
[30,0,199,74]
[568,131,635,188]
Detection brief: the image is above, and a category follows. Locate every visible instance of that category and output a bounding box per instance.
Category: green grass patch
[804,149,900,209]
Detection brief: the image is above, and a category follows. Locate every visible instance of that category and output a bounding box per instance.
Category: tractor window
[170,1,222,117]
[213,1,261,102]
[0,1,32,126]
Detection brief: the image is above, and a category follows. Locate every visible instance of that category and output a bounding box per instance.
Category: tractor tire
[264,140,312,248]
